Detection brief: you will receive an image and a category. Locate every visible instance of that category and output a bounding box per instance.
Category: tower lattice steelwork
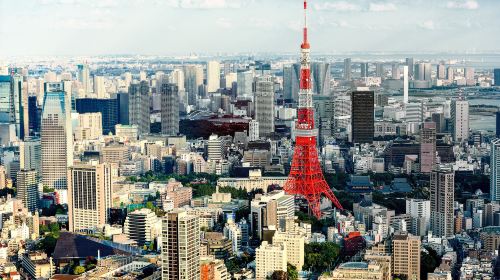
[284,0,344,218]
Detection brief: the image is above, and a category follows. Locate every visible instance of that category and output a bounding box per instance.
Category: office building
[361,62,369,78]
[183,65,204,105]
[28,95,40,136]
[405,58,414,78]
[250,190,294,239]
[0,75,10,123]
[75,98,118,134]
[490,139,500,202]
[101,143,130,164]
[405,102,423,123]
[124,208,160,246]
[283,64,300,101]
[236,70,254,100]
[464,67,475,85]
[207,134,223,161]
[19,137,41,176]
[406,198,430,236]
[207,61,220,93]
[129,80,150,135]
[437,64,446,80]
[93,75,106,98]
[16,169,39,213]
[392,233,421,280]
[254,76,274,137]
[272,229,305,271]
[432,113,445,134]
[392,63,400,79]
[415,62,432,81]
[351,90,374,144]
[451,99,469,142]
[68,163,112,232]
[255,241,287,280]
[160,83,179,135]
[375,63,384,78]
[41,82,73,202]
[248,119,259,141]
[430,167,454,237]
[420,122,436,173]
[75,112,102,141]
[162,209,200,280]
[77,64,91,95]
[344,58,352,81]
[403,66,409,103]
[311,62,330,95]
[495,69,500,86]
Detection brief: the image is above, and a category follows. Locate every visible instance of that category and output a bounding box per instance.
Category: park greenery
[37,222,61,256]
[303,242,340,272]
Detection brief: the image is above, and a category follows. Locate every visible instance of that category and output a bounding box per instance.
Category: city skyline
[1,0,499,56]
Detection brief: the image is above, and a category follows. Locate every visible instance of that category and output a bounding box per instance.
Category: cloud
[419,20,436,30]
[249,18,274,29]
[37,0,118,7]
[446,0,479,10]
[165,0,243,9]
[369,2,397,12]
[314,1,361,11]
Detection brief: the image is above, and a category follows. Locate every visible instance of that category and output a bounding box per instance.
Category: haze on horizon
[0,0,499,57]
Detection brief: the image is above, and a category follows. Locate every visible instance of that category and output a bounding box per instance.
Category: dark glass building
[75,98,118,134]
[494,69,500,86]
[28,95,40,136]
[351,90,374,144]
[496,111,500,138]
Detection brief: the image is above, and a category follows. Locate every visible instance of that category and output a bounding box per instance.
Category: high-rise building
[431,113,445,134]
[451,99,469,142]
[19,137,41,176]
[360,62,369,78]
[41,82,73,202]
[75,98,118,134]
[207,134,223,161]
[344,58,352,81]
[250,190,294,239]
[254,76,274,137]
[420,122,436,173]
[16,169,39,213]
[0,165,6,188]
[447,67,455,81]
[405,102,423,123]
[183,65,203,105]
[0,75,9,123]
[391,63,400,79]
[236,70,254,100]
[283,64,300,101]
[206,61,220,93]
[160,83,179,135]
[77,64,91,95]
[124,208,160,246]
[403,66,409,103]
[311,62,330,95]
[161,209,200,280]
[93,76,106,98]
[497,112,500,138]
[494,69,500,86]
[68,163,112,232]
[75,112,102,141]
[406,198,430,236]
[405,58,414,78]
[375,63,384,78]
[430,167,454,237]
[272,229,305,271]
[28,95,40,136]
[248,119,259,141]
[128,80,150,135]
[415,63,432,81]
[464,67,475,86]
[11,74,25,139]
[351,90,374,144]
[490,139,500,202]
[255,241,287,280]
[437,64,446,80]
[392,232,421,280]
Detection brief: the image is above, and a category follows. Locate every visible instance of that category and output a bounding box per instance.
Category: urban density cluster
[1,1,500,280]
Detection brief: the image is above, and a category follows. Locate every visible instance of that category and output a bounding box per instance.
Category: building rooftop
[338,262,369,269]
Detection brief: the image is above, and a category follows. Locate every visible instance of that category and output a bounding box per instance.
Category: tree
[73,266,85,275]
[287,263,299,280]
[304,242,340,272]
[270,270,287,280]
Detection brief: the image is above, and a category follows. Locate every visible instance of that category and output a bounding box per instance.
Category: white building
[255,241,287,280]
[451,99,469,143]
[207,61,221,93]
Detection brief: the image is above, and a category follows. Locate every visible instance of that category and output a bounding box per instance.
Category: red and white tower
[284,0,343,218]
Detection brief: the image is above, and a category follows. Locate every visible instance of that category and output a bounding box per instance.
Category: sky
[0,0,499,56]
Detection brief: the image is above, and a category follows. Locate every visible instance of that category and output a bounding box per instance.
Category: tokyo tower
[283,0,343,218]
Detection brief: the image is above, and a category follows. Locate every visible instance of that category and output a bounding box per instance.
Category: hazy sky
[0,0,498,56]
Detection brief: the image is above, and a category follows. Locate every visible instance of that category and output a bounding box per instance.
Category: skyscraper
[236,70,254,100]
[77,64,91,95]
[19,137,41,176]
[41,82,72,203]
[360,62,369,78]
[403,66,409,103]
[490,139,500,202]
[183,65,203,105]
[415,62,432,81]
[283,63,301,101]
[206,61,220,93]
[254,76,274,137]
[124,208,160,246]
[437,64,446,80]
[248,119,259,141]
[128,80,150,135]
[75,97,119,134]
[93,75,106,98]
[420,122,436,173]
[451,99,469,142]
[0,75,11,123]
[375,62,384,78]
[494,69,500,86]
[405,57,414,78]
[160,83,179,135]
[496,112,500,138]
[11,74,25,139]
[430,167,454,237]
[351,89,374,144]
[311,62,330,95]
[431,113,445,134]
[16,169,39,213]
[162,209,200,280]
[344,58,352,81]
[68,163,112,232]
[28,95,40,136]
[391,63,400,79]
